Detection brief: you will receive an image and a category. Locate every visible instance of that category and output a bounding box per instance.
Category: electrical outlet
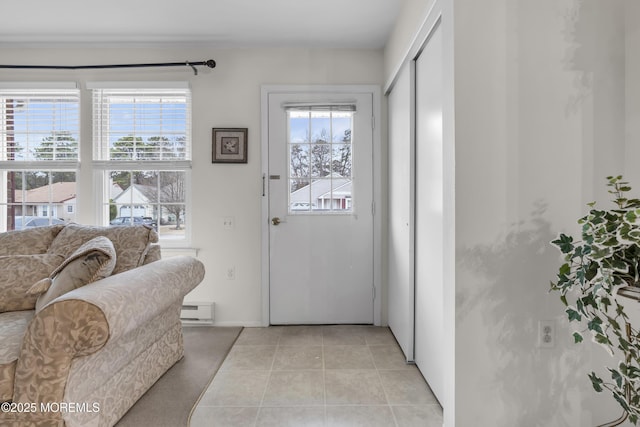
[538,320,555,348]
[225,266,235,280]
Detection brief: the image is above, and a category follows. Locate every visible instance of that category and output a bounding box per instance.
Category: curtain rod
[0,59,216,75]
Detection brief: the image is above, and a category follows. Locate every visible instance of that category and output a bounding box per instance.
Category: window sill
[160,247,199,258]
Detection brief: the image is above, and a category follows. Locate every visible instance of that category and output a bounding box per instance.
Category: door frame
[260,84,382,326]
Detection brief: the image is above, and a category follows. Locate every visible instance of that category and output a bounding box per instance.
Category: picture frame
[212,128,248,163]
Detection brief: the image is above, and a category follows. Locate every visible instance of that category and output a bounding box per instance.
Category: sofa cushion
[0,254,65,313]
[48,224,158,274]
[0,224,65,256]
[28,236,117,313]
[0,310,34,402]
[143,244,162,265]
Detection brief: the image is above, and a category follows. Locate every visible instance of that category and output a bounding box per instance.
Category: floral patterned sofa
[0,223,205,427]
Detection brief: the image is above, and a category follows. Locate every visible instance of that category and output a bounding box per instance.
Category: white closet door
[415,22,444,402]
[387,64,415,361]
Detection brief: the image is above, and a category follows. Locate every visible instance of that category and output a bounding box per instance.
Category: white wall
[453,1,630,425]
[385,0,634,425]
[0,46,384,326]
[626,0,640,187]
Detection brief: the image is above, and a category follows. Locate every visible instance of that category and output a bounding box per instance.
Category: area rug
[116,326,243,427]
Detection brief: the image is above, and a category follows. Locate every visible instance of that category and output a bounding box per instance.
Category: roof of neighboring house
[290,173,352,203]
[112,184,157,203]
[13,182,76,203]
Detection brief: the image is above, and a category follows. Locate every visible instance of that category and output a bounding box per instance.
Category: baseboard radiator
[180,301,215,325]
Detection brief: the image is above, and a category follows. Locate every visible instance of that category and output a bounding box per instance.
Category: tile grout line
[367,335,401,427]
[322,326,328,426]
[252,330,281,427]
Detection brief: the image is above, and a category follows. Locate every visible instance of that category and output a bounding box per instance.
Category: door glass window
[287,109,353,214]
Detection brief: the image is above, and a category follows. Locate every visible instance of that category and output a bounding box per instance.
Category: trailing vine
[551,176,640,424]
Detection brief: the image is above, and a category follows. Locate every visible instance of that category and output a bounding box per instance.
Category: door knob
[271,217,281,226]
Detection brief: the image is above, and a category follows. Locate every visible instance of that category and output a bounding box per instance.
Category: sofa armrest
[12,300,109,407]
[11,256,205,408]
[56,256,205,339]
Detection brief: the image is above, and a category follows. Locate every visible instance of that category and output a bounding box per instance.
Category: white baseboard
[211,320,264,327]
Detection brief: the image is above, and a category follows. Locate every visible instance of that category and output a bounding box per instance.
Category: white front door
[266,90,374,324]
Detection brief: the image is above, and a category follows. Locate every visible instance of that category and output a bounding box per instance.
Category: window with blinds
[90,85,191,242]
[92,88,191,162]
[0,87,79,231]
[0,88,80,162]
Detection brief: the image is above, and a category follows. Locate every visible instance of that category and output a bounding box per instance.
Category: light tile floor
[191,325,443,427]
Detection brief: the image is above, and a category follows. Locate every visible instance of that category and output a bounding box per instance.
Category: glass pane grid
[287,110,353,214]
[0,170,76,232]
[105,170,186,239]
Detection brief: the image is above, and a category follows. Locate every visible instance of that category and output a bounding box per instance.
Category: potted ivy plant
[551,176,640,425]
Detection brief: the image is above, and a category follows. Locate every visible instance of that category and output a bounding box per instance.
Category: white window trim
[86,81,190,90]
[0,82,78,90]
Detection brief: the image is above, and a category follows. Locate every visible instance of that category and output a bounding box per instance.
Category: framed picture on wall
[212,128,248,163]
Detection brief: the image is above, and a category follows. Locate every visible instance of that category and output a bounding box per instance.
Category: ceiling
[1,0,402,49]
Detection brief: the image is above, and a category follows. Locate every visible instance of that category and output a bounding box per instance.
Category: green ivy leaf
[594,333,610,346]
[574,246,584,258]
[567,308,582,322]
[573,332,583,343]
[588,316,603,333]
[627,366,640,379]
[582,294,596,309]
[613,390,632,413]
[589,372,604,392]
[560,295,568,307]
[552,235,575,254]
[619,338,629,352]
[606,315,620,331]
[603,236,619,247]
[616,304,628,318]
[608,258,629,273]
[610,368,623,389]
[591,246,611,260]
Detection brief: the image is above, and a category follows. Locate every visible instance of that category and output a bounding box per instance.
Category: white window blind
[92,87,191,163]
[0,89,80,163]
[282,102,357,112]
